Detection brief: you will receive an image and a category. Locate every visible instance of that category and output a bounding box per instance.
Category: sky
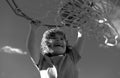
[0,0,120,78]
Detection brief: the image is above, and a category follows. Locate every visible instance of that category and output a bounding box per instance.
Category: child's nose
[56,38,62,41]
[56,39,60,42]
[57,38,63,41]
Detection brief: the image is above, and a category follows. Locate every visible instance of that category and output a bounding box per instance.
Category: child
[27,20,84,78]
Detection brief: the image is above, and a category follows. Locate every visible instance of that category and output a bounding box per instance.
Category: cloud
[0,46,27,55]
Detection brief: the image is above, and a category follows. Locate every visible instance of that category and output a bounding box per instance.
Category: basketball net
[5,0,119,47]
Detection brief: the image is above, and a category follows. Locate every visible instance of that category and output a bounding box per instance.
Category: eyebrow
[50,34,65,39]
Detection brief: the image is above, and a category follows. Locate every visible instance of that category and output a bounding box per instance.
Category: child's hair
[40,28,71,55]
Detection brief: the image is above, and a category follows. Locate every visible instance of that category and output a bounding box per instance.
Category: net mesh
[57,0,119,47]
[5,0,119,47]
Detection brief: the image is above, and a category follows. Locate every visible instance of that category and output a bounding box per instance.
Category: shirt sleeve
[37,54,53,70]
[36,54,44,69]
[68,47,81,64]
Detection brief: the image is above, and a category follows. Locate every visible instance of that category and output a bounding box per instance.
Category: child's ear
[47,44,51,48]
[46,41,52,48]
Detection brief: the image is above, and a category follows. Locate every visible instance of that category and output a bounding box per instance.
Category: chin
[54,49,65,54]
[52,47,66,54]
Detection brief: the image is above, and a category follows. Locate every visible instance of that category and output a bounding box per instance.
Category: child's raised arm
[27,20,42,64]
[72,28,85,55]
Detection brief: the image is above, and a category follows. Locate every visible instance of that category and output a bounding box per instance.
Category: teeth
[55,45,61,46]
[54,44,63,47]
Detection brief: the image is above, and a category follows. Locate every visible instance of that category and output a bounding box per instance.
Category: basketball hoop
[5,0,119,47]
[5,0,63,28]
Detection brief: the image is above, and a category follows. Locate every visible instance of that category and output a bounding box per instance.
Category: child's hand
[78,27,83,38]
[30,19,42,30]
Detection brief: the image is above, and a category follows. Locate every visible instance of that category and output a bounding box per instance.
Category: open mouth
[54,44,64,48]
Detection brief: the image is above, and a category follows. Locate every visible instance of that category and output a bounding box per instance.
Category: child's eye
[61,38,64,40]
[50,37,56,39]
[50,37,64,41]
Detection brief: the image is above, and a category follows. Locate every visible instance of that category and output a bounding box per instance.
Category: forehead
[46,31,65,39]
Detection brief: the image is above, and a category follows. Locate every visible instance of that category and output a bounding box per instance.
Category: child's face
[47,33,66,54]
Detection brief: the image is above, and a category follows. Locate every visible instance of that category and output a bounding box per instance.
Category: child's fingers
[30,19,42,30]
[31,19,41,25]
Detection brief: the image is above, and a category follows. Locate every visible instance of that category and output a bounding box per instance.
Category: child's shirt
[37,48,81,78]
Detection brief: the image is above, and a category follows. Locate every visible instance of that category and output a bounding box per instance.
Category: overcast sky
[0,0,120,78]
